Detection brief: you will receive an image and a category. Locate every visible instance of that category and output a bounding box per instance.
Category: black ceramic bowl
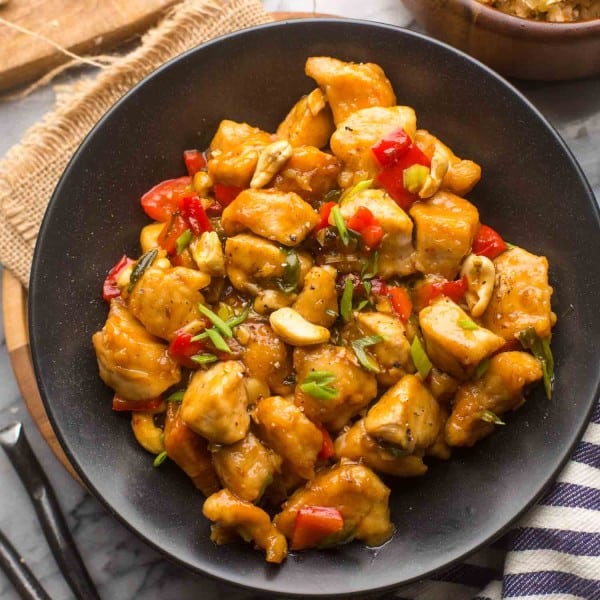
[29,19,600,597]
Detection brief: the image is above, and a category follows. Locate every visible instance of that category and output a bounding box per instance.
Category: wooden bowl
[401,0,600,80]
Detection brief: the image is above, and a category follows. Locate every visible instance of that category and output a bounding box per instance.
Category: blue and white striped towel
[394,400,600,600]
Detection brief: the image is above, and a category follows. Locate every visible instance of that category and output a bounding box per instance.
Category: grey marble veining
[0,1,598,599]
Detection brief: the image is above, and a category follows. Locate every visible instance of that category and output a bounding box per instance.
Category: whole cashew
[461,254,495,317]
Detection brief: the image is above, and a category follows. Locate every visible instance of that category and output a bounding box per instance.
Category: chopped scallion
[356,299,369,311]
[300,371,339,400]
[410,336,432,379]
[325,308,338,319]
[205,328,231,354]
[518,327,554,399]
[478,410,506,426]
[167,390,186,402]
[475,359,490,379]
[340,178,373,205]
[153,451,168,467]
[198,303,233,338]
[351,335,384,373]
[226,307,250,329]
[191,353,218,365]
[175,229,192,255]
[341,278,354,322]
[458,319,478,330]
[331,205,349,246]
[403,164,429,194]
[278,249,301,294]
[128,248,158,293]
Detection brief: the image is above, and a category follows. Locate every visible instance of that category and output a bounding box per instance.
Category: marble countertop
[0,1,598,598]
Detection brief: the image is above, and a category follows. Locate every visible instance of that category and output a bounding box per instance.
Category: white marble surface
[0,1,598,599]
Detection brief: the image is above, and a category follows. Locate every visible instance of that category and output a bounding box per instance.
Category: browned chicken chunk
[292,266,339,327]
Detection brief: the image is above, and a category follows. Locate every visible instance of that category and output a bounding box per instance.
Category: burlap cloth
[0,0,273,288]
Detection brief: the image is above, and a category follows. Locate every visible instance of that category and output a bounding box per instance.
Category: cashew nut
[419,145,450,199]
[192,171,213,197]
[244,377,270,406]
[250,140,293,189]
[132,411,165,454]
[460,254,495,317]
[269,307,330,346]
[190,231,225,277]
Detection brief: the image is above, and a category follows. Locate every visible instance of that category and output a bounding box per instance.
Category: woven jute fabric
[0,0,272,288]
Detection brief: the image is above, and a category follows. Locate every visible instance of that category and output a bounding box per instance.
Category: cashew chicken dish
[93,56,556,563]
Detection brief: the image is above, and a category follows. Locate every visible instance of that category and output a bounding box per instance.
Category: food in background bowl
[92,56,556,563]
[477,0,600,22]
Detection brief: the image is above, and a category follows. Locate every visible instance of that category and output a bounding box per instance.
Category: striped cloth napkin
[393,400,600,599]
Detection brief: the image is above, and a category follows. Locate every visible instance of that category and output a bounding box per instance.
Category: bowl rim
[29,16,600,598]
[428,0,600,38]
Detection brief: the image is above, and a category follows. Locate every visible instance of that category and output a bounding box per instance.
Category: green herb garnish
[205,328,232,354]
[341,278,354,322]
[339,178,373,205]
[226,307,250,329]
[356,299,369,311]
[478,410,506,426]
[351,335,384,373]
[410,336,432,379]
[518,327,554,399]
[331,205,350,246]
[325,308,338,319]
[458,319,478,330]
[361,250,379,281]
[278,249,301,294]
[403,164,429,194]
[175,229,192,255]
[300,371,339,400]
[128,248,158,292]
[167,390,186,403]
[198,303,233,338]
[153,451,168,467]
[191,353,219,365]
[475,359,490,380]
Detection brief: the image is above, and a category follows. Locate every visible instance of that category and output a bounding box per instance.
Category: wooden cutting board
[0,0,181,92]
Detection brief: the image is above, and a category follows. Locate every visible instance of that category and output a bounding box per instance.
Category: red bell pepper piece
[441,276,468,303]
[387,286,413,323]
[371,127,411,168]
[168,330,206,368]
[291,506,344,550]
[414,276,468,310]
[213,183,243,207]
[204,200,224,217]
[376,144,431,210]
[347,206,384,249]
[472,224,507,260]
[316,201,337,231]
[183,149,207,176]
[317,425,335,460]
[141,176,193,222]
[112,394,163,412]
[179,196,212,235]
[158,212,189,255]
[102,255,134,302]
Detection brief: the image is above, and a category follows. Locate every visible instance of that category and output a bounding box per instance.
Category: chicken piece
[365,375,441,453]
[189,231,225,277]
[272,145,340,202]
[164,403,220,496]
[203,489,288,563]
[252,396,322,480]
[128,264,210,341]
[131,410,165,454]
[275,461,394,548]
[414,130,481,196]
[276,88,335,148]
[335,420,428,477]
[330,106,417,187]
[224,234,312,296]
[238,322,293,395]
[292,266,338,327]
[338,188,415,277]
[446,351,543,447]
[355,311,412,386]
[482,247,555,341]
[419,297,506,379]
[221,189,319,247]
[410,191,479,280]
[93,299,181,401]
[426,406,452,460]
[293,344,378,431]
[305,56,396,125]
[139,222,163,253]
[212,432,282,503]
[427,368,459,404]
[180,361,249,445]
[207,120,272,188]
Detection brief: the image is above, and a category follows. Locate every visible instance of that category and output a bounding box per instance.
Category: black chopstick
[0,422,100,600]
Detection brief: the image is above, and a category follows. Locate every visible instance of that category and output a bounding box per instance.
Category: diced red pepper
[168,330,206,368]
[178,196,212,235]
[376,144,431,210]
[158,212,189,255]
[317,425,335,460]
[204,200,224,217]
[441,275,468,303]
[183,149,207,176]
[213,183,243,207]
[472,224,507,260]
[347,206,384,249]
[371,127,411,168]
[387,286,413,323]
[141,176,193,222]
[102,255,134,302]
[316,201,337,231]
[361,224,384,249]
[291,506,344,550]
[112,394,163,412]
[414,275,468,310]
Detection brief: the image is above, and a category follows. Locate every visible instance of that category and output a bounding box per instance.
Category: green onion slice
[340,178,373,205]
[361,251,379,281]
[153,451,168,468]
[331,205,350,246]
[325,308,338,319]
[198,303,233,338]
[475,359,490,380]
[278,249,301,294]
[128,248,158,293]
[341,278,354,322]
[351,335,384,373]
[191,353,219,365]
[226,307,250,329]
[518,327,554,399]
[300,371,339,400]
[175,229,192,255]
[410,336,432,379]
[478,410,506,426]
[167,390,185,403]
[403,164,429,194]
[303,370,336,385]
[458,319,479,330]
[205,328,231,354]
